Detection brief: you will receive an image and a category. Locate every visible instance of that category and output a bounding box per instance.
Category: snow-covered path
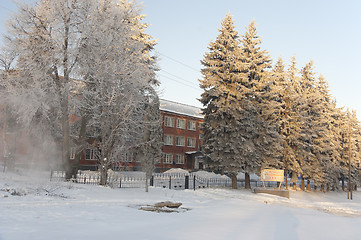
[1,172,361,240]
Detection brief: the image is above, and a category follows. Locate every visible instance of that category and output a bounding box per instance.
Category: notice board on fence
[261,169,284,182]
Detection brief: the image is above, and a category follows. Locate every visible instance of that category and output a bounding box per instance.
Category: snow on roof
[160,99,203,119]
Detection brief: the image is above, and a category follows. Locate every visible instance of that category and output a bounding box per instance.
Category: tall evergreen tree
[299,61,336,189]
[239,20,282,188]
[272,57,302,189]
[199,14,245,189]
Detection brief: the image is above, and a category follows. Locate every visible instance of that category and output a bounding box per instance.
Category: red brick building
[158,99,204,172]
[1,99,204,172]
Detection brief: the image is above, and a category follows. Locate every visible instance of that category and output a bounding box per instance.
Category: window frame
[164,153,173,164]
[164,116,175,128]
[187,137,196,148]
[176,118,186,129]
[164,135,174,146]
[176,154,184,164]
[187,120,196,131]
[85,149,100,161]
[176,136,185,146]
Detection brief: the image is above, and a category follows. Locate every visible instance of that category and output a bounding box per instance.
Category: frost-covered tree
[298,61,338,189]
[199,14,246,189]
[3,0,93,176]
[135,92,162,192]
[0,48,17,170]
[3,0,159,181]
[75,0,159,185]
[239,20,282,188]
[271,57,303,188]
[339,110,361,190]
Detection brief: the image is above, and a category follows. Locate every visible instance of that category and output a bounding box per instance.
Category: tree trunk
[301,177,305,191]
[307,180,311,191]
[100,163,107,186]
[71,116,88,178]
[62,98,71,180]
[285,169,288,190]
[342,178,345,191]
[2,105,7,171]
[245,172,251,189]
[231,173,237,189]
[145,172,152,192]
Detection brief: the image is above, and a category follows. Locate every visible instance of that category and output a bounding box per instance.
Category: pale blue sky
[1,0,361,115]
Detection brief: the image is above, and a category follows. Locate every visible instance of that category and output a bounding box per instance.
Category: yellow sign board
[261,169,284,182]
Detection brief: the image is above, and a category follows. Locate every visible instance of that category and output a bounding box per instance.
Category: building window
[176,136,185,146]
[122,152,132,162]
[164,135,173,146]
[187,137,196,148]
[85,149,100,160]
[176,118,186,129]
[188,121,196,131]
[164,116,175,127]
[176,154,184,164]
[164,153,173,164]
[70,147,76,160]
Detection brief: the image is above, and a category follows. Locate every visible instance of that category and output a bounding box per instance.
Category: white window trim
[176,118,186,129]
[176,154,184,164]
[164,135,174,146]
[164,153,173,164]
[188,121,196,131]
[187,137,196,148]
[176,136,185,146]
[85,149,100,161]
[164,116,175,128]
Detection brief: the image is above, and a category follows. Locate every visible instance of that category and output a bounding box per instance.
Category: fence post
[119,178,122,188]
[193,175,196,191]
[169,176,172,189]
[185,175,189,189]
[150,176,154,187]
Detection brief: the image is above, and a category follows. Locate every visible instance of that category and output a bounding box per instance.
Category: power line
[158,73,201,91]
[158,51,200,73]
[160,69,199,87]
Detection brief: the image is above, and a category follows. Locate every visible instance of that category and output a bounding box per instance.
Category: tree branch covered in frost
[1,0,160,180]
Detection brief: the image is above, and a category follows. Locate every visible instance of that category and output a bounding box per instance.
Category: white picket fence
[50,170,232,190]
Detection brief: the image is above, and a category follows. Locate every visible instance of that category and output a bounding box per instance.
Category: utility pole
[347,121,353,200]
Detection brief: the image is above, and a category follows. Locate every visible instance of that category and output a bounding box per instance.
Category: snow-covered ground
[1,170,361,240]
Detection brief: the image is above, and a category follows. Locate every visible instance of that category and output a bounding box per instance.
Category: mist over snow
[1,170,361,240]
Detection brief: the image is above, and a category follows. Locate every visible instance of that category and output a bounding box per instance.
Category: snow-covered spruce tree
[76,0,158,185]
[239,20,282,189]
[340,110,361,190]
[326,99,346,190]
[271,57,303,189]
[314,75,343,190]
[199,14,246,189]
[298,61,337,190]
